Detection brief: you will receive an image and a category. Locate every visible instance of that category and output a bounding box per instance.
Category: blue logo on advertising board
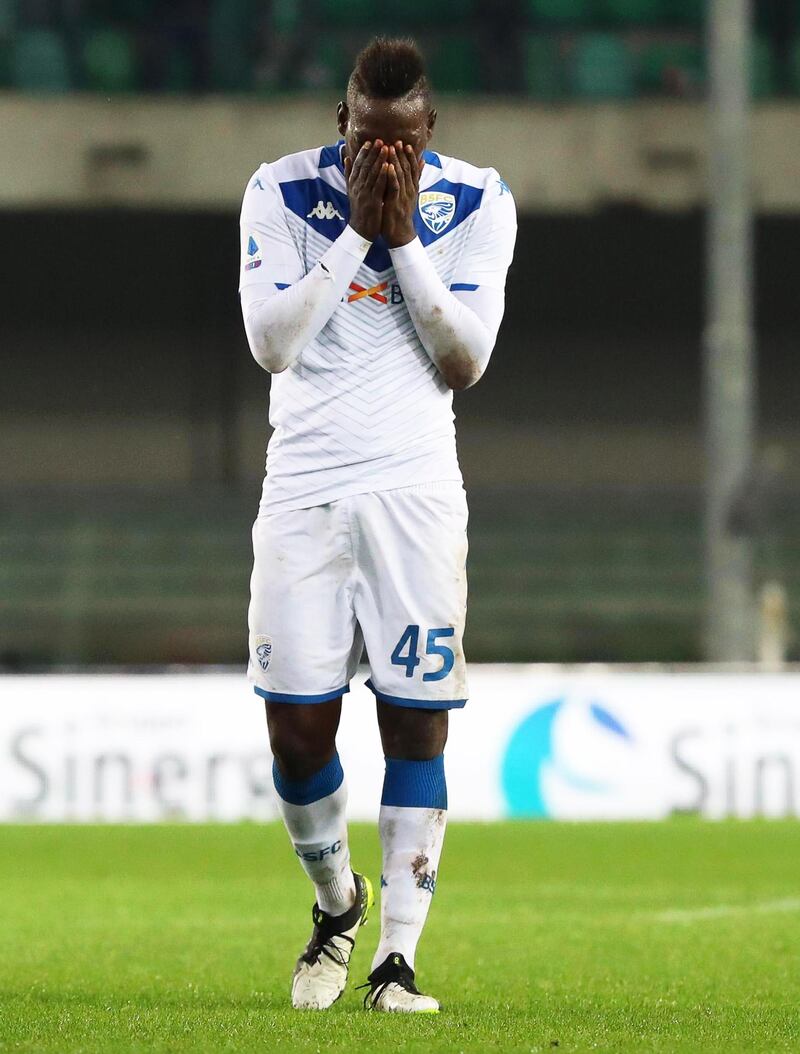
[502,698,633,817]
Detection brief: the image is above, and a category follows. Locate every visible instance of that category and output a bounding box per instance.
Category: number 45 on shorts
[391,625,455,682]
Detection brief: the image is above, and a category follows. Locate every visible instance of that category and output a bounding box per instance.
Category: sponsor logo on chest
[345,281,404,305]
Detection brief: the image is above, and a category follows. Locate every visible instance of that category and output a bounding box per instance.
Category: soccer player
[239,36,516,1012]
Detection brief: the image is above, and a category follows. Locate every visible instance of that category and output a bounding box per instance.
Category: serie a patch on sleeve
[245,234,262,271]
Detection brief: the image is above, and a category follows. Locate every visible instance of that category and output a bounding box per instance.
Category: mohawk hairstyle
[347,36,430,103]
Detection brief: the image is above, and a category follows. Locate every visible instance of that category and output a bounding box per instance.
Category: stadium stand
[638,39,704,95]
[3,6,799,670]
[1,485,797,667]
[0,1,797,98]
[606,0,669,25]
[524,34,564,98]
[12,26,71,92]
[529,0,591,25]
[428,35,481,92]
[570,32,635,98]
[82,27,138,93]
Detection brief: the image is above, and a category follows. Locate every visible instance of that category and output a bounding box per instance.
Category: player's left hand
[381,142,424,248]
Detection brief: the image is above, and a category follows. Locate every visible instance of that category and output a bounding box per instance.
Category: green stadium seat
[162,44,194,93]
[86,0,155,21]
[751,36,777,98]
[571,32,635,98]
[303,36,350,91]
[429,36,480,92]
[528,0,590,25]
[664,0,704,25]
[0,0,11,87]
[208,0,253,92]
[600,0,666,25]
[318,0,374,26]
[382,0,474,24]
[525,34,564,100]
[755,1,797,34]
[638,40,704,95]
[12,28,71,92]
[0,0,15,37]
[789,38,800,96]
[82,28,138,92]
[272,0,300,32]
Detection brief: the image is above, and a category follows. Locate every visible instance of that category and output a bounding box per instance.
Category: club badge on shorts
[418,191,456,235]
[254,635,273,671]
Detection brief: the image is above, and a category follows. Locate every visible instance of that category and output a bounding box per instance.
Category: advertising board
[1,668,798,821]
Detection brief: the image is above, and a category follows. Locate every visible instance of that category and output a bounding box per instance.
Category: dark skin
[266,92,449,782]
[337,93,437,247]
[268,697,448,782]
[338,93,476,392]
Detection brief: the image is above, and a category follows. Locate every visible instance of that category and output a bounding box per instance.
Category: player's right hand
[344,140,389,243]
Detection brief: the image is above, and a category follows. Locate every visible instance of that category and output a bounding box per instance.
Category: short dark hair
[347,36,430,104]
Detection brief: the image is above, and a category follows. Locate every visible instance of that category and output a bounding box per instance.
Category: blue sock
[272,752,344,806]
[381,754,447,810]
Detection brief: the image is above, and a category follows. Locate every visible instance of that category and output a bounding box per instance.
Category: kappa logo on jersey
[418,191,456,235]
[307,200,344,221]
[347,281,405,305]
[245,234,262,271]
[254,635,273,670]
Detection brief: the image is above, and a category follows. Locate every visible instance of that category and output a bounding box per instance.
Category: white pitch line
[649,897,800,924]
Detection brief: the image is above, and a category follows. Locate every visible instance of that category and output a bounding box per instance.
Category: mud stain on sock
[411,853,429,880]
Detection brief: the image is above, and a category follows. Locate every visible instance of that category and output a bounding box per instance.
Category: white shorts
[247,481,468,709]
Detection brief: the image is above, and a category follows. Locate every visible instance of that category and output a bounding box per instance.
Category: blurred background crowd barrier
[0,1,798,670]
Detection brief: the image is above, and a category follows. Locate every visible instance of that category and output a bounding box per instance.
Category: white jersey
[239,141,516,513]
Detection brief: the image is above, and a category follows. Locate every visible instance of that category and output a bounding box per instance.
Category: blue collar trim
[319,140,345,174]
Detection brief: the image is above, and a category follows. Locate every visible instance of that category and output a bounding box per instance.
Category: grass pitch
[1,821,798,1053]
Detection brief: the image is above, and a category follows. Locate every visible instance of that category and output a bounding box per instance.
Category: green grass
[1,822,799,1052]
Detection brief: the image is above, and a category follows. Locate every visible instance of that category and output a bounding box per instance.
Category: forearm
[389,239,502,390]
[242,226,371,373]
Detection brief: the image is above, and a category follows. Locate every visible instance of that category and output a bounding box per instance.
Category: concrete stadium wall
[2,96,800,212]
